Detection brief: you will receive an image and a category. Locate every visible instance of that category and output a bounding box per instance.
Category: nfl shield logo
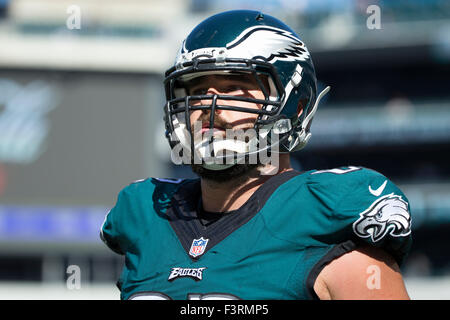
[189,237,209,258]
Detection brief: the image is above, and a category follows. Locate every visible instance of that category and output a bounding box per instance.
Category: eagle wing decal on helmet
[352,193,412,243]
[226,26,310,63]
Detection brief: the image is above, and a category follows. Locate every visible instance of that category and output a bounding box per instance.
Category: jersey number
[311,166,361,175]
[128,291,240,300]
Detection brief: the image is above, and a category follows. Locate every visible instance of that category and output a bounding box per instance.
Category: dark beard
[190,163,261,183]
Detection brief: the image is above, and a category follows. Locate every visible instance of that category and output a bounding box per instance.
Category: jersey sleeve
[343,170,411,266]
[100,179,155,255]
[100,189,131,255]
[308,167,413,266]
[100,178,186,256]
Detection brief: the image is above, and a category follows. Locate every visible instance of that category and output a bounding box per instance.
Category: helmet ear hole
[297,99,307,117]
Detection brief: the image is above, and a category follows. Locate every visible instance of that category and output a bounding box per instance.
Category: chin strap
[288,85,331,152]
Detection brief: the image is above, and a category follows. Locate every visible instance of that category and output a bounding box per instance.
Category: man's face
[181,73,270,181]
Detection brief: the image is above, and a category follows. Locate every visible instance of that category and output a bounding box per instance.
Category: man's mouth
[200,123,225,134]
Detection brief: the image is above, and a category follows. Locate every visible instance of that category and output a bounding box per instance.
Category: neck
[200,154,292,212]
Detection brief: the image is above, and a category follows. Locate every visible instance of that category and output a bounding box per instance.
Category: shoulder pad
[100,177,190,254]
[306,166,412,266]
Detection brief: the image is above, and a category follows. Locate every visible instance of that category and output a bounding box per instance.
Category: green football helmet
[164,10,330,169]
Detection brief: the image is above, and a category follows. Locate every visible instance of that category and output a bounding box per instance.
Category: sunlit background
[0,0,449,299]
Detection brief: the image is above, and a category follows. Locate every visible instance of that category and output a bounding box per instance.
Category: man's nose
[201,88,223,114]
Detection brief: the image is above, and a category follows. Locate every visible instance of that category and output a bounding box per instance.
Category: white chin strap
[195,137,250,157]
[193,130,261,171]
[288,85,331,152]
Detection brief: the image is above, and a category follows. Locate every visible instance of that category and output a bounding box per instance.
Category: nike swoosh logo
[369,180,388,196]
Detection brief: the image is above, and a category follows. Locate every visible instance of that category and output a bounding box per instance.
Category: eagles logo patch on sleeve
[352,193,412,242]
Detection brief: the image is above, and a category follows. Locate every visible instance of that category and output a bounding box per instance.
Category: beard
[190,163,261,183]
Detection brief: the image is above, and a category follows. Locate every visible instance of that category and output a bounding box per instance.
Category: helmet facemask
[164,57,294,170]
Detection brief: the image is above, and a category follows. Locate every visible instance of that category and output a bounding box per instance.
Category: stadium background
[0,0,449,299]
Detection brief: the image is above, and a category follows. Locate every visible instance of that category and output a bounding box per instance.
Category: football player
[101,10,412,300]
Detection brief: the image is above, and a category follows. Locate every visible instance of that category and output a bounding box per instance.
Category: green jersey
[100,166,412,300]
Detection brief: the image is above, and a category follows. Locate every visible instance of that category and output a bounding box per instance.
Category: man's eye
[191,88,208,95]
[225,85,244,93]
